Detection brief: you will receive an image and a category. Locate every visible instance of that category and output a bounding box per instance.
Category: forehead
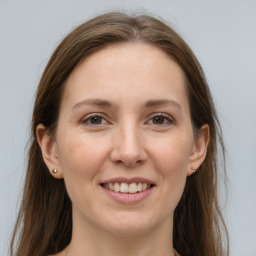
[62,43,188,110]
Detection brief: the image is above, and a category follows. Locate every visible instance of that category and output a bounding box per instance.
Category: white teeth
[113,183,120,192]
[120,183,129,193]
[103,182,152,193]
[128,183,137,193]
[142,183,147,191]
[109,183,114,190]
[137,183,142,192]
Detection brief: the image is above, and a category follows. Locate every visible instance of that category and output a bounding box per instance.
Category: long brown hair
[10,12,229,256]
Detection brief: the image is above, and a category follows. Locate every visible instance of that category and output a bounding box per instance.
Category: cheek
[151,135,192,206]
[57,134,108,183]
[152,134,193,174]
[56,134,109,209]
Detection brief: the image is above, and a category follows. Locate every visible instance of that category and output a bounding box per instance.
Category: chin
[101,211,167,238]
[107,224,153,238]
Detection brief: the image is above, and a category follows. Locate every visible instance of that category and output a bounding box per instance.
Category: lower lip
[101,186,154,204]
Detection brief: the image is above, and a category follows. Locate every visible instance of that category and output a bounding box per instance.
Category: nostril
[124,159,144,167]
[115,159,124,165]
[112,157,144,167]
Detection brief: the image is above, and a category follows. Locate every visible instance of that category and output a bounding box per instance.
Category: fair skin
[37,43,209,256]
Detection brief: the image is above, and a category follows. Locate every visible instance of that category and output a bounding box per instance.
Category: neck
[67,211,175,256]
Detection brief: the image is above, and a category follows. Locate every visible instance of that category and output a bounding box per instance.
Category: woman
[10,12,228,256]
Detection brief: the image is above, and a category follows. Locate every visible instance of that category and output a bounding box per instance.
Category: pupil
[91,116,101,124]
[154,116,164,124]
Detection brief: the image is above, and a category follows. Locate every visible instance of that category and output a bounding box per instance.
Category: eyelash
[81,113,174,127]
[146,113,174,126]
[81,113,109,126]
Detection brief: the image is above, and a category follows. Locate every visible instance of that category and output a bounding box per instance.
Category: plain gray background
[1,1,256,255]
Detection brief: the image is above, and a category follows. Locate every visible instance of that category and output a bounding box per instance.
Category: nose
[110,124,148,167]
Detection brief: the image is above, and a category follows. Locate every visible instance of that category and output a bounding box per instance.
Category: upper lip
[100,177,155,185]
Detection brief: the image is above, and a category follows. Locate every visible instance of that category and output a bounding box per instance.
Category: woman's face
[39,43,208,237]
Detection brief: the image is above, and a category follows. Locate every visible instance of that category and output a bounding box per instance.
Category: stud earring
[191,166,196,171]
[51,168,58,174]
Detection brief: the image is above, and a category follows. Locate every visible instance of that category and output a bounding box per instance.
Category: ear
[188,124,210,176]
[36,124,63,179]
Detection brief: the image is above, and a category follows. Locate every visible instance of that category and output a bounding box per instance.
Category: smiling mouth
[100,182,155,194]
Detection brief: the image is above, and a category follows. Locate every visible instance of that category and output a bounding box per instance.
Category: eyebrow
[144,99,181,109]
[72,99,113,110]
[72,98,181,111]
